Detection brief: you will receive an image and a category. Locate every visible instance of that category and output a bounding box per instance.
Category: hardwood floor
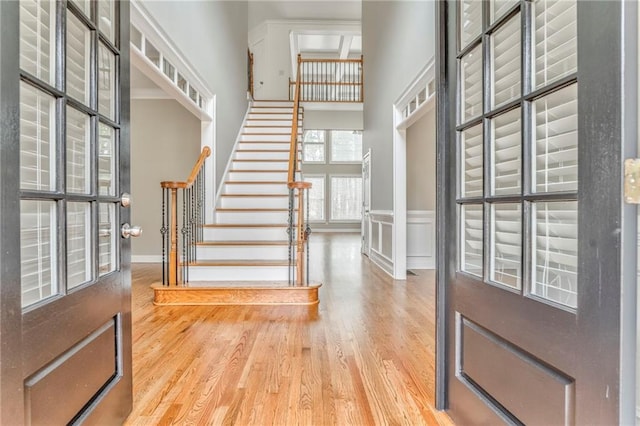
[125,233,453,425]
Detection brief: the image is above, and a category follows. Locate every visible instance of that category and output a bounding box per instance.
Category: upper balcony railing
[289,55,363,103]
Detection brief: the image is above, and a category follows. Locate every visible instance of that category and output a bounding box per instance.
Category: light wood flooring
[125,233,453,425]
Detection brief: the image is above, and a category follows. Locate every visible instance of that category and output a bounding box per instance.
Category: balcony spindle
[160,146,211,286]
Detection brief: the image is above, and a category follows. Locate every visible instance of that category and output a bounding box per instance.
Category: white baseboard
[370,249,394,278]
[132,255,162,263]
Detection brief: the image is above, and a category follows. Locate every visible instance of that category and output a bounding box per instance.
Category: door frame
[0,1,25,422]
[435,0,639,421]
[362,148,371,256]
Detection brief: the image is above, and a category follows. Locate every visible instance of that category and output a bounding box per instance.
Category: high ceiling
[248,1,362,30]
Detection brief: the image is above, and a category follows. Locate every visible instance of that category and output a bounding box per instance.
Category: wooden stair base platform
[151,281,321,306]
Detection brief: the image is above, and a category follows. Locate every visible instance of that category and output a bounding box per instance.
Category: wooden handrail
[161,146,211,189]
[160,146,211,286]
[299,58,363,63]
[288,55,302,184]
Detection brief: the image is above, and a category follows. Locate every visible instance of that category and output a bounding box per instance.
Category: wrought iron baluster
[161,187,167,285]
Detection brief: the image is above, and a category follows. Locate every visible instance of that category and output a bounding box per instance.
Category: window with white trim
[305,175,326,222]
[330,130,362,163]
[302,130,325,163]
[330,176,363,221]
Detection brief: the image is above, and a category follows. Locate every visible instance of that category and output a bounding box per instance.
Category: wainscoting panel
[407,210,435,269]
[370,211,394,276]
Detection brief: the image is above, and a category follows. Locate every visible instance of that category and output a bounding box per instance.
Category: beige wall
[131,99,201,258]
[362,1,435,210]
[406,108,436,211]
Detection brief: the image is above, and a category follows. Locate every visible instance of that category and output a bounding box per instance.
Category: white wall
[362,1,435,210]
[131,100,201,258]
[304,110,363,130]
[142,1,249,191]
[406,107,436,211]
[248,1,361,30]
[249,20,361,100]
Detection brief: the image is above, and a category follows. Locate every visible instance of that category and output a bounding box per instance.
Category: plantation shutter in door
[437,0,634,423]
[7,0,133,423]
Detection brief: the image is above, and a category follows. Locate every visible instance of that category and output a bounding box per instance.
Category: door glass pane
[330,176,362,221]
[20,83,56,191]
[531,201,577,308]
[491,0,518,23]
[98,43,116,120]
[305,176,325,222]
[490,203,521,289]
[491,108,521,195]
[70,0,90,16]
[99,203,116,275]
[67,202,92,289]
[460,204,483,277]
[533,84,578,193]
[21,200,57,308]
[98,0,116,44]
[491,14,521,108]
[460,124,483,198]
[533,0,577,89]
[99,123,116,196]
[67,10,90,106]
[66,107,91,194]
[20,0,56,86]
[460,45,483,123]
[459,0,482,50]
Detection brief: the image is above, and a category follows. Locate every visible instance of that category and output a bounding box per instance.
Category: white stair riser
[251,107,294,113]
[188,265,291,281]
[203,227,288,240]
[243,127,299,134]
[228,171,288,181]
[219,196,289,209]
[196,245,289,260]
[248,114,301,120]
[246,120,292,127]
[223,184,288,195]
[232,161,290,170]
[215,211,293,223]
[240,134,291,142]
[237,142,292,151]
[253,101,294,107]
[235,151,290,160]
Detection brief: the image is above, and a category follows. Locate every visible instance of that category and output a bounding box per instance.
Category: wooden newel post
[288,181,312,286]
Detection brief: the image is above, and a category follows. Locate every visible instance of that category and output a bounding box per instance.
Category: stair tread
[232,159,289,162]
[229,169,289,173]
[203,223,287,228]
[224,181,288,184]
[220,193,289,197]
[236,149,290,152]
[216,208,296,212]
[197,240,289,246]
[189,260,289,267]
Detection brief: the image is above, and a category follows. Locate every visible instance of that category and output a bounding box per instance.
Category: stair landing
[152,282,321,306]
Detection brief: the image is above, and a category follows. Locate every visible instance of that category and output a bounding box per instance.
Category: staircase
[187,100,301,282]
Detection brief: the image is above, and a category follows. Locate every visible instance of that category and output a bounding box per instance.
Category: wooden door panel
[437,1,630,423]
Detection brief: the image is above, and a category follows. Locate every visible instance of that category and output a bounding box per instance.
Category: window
[330,130,362,163]
[302,130,325,162]
[330,176,362,221]
[305,175,325,222]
